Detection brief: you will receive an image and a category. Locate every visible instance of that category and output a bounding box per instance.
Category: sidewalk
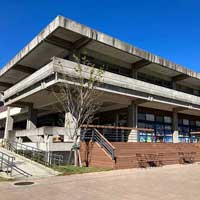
[0,163,200,200]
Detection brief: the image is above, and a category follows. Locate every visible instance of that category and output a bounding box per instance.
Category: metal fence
[0,150,31,177]
[81,125,154,142]
[0,151,15,176]
[4,140,64,166]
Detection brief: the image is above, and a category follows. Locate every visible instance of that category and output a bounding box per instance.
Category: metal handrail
[82,128,116,160]
[0,151,31,177]
[12,165,32,177]
[94,129,115,150]
[4,140,64,166]
[0,151,15,176]
[82,124,154,132]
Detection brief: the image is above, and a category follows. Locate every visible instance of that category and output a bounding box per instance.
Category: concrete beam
[0,82,13,88]
[131,59,151,78]
[71,37,92,50]
[11,101,33,108]
[45,35,73,50]
[132,59,151,71]
[173,106,188,113]
[172,74,190,82]
[13,65,36,74]
[134,98,148,105]
[68,37,92,59]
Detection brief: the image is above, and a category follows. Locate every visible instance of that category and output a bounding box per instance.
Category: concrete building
[1,15,200,159]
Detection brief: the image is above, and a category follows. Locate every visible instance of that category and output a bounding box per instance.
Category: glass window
[164,116,172,124]
[156,116,164,123]
[138,122,146,128]
[178,119,183,125]
[190,120,196,126]
[164,125,172,135]
[146,114,155,121]
[145,123,154,129]
[196,121,200,127]
[156,124,164,135]
[138,113,146,121]
[183,119,189,126]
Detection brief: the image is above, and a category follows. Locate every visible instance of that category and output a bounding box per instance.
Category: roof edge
[1,15,200,80]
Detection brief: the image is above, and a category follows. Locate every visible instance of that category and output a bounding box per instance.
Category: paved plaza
[0,164,200,200]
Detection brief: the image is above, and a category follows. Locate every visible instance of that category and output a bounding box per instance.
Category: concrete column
[64,112,75,128]
[64,112,77,140]
[172,81,177,90]
[128,102,138,142]
[172,109,179,143]
[131,68,138,79]
[4,107,14,140]
[26,105,37,129]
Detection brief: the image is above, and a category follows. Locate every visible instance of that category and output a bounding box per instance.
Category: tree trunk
[73,135,79,166]
[74,150,78,166]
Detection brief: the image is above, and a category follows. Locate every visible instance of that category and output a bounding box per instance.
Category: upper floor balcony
[0,16,200,102]
[2,57,200,114]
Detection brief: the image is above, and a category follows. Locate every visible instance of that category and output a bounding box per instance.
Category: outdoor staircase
[80,128,200,169]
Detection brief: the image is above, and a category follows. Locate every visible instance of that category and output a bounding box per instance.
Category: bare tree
[52,55,104,166]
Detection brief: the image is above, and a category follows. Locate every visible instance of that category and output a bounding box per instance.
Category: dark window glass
[156,116,164,123]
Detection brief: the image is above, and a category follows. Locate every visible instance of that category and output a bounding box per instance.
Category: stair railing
[0,151,15,176]
[4,140,64,166]
[81,128,116,160]
[0,151,31,177]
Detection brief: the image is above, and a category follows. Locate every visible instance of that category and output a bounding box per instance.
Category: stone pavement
[0,147,58,179]
[0,163,200,200]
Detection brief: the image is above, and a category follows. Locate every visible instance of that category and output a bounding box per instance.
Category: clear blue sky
[1,0,200,71]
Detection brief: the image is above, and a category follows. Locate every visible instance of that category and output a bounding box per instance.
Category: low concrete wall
[19,142,73,152]
[10,126,74,142]
[7,126,74,152]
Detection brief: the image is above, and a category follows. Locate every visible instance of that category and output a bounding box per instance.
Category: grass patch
[53,165,112,175]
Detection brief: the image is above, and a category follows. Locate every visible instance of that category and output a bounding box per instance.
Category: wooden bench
[178,152,196,164]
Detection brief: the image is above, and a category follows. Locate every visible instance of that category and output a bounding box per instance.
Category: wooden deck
[80,142,200,169]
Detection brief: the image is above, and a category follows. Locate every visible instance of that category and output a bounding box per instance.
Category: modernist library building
[0,15,200,150]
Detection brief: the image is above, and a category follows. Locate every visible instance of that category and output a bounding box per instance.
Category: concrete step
[0,147,59,179]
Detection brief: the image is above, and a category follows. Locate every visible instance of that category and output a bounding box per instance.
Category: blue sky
[1,0,200,71]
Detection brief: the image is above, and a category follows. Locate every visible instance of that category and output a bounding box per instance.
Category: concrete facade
[0,15,200,150]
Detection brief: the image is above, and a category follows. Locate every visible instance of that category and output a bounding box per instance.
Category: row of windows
[138,113,200,127]
[138,112,200,143]
[137,73,172,89]
[76,55,200,97]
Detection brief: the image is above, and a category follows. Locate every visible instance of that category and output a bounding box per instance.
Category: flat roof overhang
[1,16,200,92]
[3,58,200,117]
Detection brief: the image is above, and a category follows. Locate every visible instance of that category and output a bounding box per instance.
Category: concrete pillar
[131,68,138,79]
[26,105,37,129]
[172,109,179,143]
[64,112,77,140]
[172,81,177,90]
[4,107,14,140]
[64,112,76,128]
[128,102,138,142]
